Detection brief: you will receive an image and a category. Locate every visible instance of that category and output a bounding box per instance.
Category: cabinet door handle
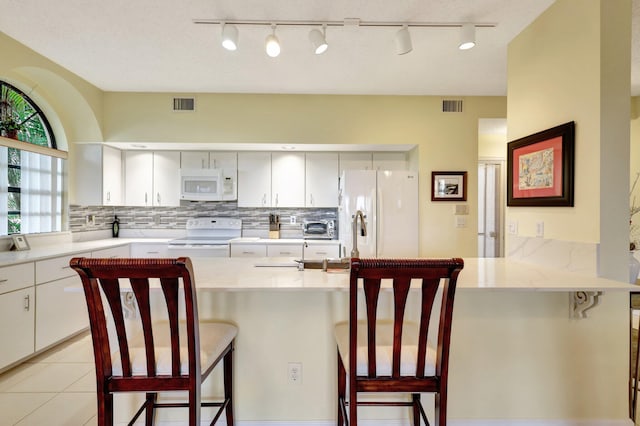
[145,192,148,204]
[106,191,111,202]
[24,294,30,311]
[242,251,254,255]
[280,251,291,255]
[262,194,267,206]
[275,194,279,206]
[157,192,161,205]
[316,251,327,255]
[202,159,206,168]
[309,194,314,206]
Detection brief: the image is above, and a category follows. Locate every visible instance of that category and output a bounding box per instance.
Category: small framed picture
[11,234,30,251]
[431,171,468,201]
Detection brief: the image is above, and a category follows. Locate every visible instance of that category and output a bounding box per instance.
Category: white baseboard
[139,419,634,426]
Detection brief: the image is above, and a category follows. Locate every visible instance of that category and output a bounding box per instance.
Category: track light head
[395,25,412,55]
[221,23,238,51]
[265,25,281,57]
[309,25,328,55]
[459,23,476,50]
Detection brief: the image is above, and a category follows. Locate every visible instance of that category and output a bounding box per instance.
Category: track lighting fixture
[265,25,281,57]
[221,23,238,51]
[458,23,476,50]
[196,19,492,55]
[308,25,328,55]
[395,25,412,55]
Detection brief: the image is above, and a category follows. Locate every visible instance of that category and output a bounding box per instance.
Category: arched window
[0,80,63,236]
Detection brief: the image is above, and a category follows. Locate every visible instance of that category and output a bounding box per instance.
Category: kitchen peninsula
[0,237,634,425]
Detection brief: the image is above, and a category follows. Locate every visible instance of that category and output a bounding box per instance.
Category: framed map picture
[507,121,575,207]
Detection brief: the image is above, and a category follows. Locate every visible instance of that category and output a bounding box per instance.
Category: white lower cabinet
[267,244,303,257]
[130,243,169,258]
[92,245,130,258]
[0,287,35,369]
[230,244,267,258]
[35,276,88,351]
[34,253,91,352]
[304,244,340,259]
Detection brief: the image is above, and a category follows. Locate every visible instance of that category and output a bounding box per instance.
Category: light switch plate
[536,222,544,238]
[508,221,518,235]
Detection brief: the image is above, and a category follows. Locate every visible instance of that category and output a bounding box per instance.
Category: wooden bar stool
[335,257,464,426]
[70,257,236,426]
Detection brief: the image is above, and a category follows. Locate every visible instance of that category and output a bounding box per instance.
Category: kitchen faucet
[298,241,308,271]
[351,210,367,258]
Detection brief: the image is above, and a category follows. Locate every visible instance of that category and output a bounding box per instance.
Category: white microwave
[180,168,237,201]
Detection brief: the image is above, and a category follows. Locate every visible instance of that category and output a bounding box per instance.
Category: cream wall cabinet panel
[272,152,305,207]
[0,287,35,370]
[91,245,130,258]
[238,152,272,207]
[304,244,340,259]
[74,144,123,206]
[35,276,87,351]
[0,262,34,295]
[36,252,90,284]
[373,152,408,170]
[153,151,181,206]
[339,152,373,175]
[181,151,238,169]
[130,243,169,258]
[305,152,339,207]
[124,151,154,206]
[266,244,303,258]
[230,244,267,257]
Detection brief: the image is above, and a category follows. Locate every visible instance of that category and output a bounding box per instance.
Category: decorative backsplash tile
[69,201,338,238]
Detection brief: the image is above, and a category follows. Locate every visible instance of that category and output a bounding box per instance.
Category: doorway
[478,161,504,257]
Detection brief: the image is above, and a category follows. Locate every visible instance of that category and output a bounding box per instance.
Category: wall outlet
[455,216,467,228]
[290,216,296,224]
[288,362,302,384]
[86,214,95,226]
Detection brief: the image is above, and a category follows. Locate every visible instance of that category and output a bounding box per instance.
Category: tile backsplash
[69,202,337,239]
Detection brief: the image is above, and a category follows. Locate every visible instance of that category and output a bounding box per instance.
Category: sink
[295,258,350,271]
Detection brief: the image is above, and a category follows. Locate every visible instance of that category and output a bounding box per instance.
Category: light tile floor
[0,333,97,426]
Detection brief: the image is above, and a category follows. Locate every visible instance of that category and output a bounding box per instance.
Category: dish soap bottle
[111,215,120,238]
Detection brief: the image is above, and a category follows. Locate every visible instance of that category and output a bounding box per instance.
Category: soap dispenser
[111,215,120,238]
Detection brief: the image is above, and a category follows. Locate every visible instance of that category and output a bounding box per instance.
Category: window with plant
[0,80,62,236]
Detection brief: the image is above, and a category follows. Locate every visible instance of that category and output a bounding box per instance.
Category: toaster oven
[302,220,335,239]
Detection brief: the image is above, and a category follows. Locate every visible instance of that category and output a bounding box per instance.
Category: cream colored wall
[0,31,105,210]
[631,97,640,244]
[507,0,630,280]
[103,93,507,257]
[478,132,507,159]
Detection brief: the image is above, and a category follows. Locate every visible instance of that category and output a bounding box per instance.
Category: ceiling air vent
[173,97,195,112]
[442,99,463,113]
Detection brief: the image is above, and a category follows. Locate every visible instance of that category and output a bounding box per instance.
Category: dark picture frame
[431,171,467,201]
[507,121,575,207]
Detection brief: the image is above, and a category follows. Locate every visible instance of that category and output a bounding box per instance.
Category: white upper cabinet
[272,152,305,208]
[152,151,181,206]
[124,151,153,206]
[339,152,373,175]
[125,151,180,206]
[73,144,123,206]
[181,151,237,170]
[306,152,338,207]
[238,152,272,207]
[373,152,408,170]
[181,151,209,169]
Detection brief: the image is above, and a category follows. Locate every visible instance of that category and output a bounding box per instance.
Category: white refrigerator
[338,170,419,258]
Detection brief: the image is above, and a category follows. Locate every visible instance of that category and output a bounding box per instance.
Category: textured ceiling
[0,0,637,96]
